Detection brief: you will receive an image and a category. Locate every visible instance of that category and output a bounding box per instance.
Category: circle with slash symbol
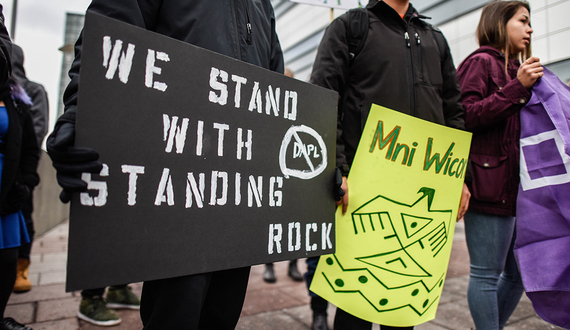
[279,125,327,180]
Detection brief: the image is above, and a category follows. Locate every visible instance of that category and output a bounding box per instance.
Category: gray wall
[32,151,69,237]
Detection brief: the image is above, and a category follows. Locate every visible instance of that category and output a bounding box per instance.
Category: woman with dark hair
[0,77,39,330]
[456,1,543,329]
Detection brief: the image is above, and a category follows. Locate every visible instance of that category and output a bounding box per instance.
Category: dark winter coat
[0,5,11,86]
[55,0,284,129]
[309,0,465,174]
[457,46,531,216]
[11,44,49,147]
[0,88,40,216]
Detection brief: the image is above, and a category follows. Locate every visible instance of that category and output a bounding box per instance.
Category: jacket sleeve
[27,83,49,147]
[269,6,284,74]
[309,17,350,175]
[457,55,530,132]
[439,34,465,131]
[0,5,11,87]
[56,0,159,135]
[18,107,40,188]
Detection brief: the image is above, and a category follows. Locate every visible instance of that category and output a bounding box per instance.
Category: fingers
[53,159,102,174]
[522,57,543,72]
[457,184,471,221]
[60,190,72,203]
[56,172,88,192]
[457,202,468,221]
[518,57,544,88]
[341,177,348,215]
[333,168,345,201]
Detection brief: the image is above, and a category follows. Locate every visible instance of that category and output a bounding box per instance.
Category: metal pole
[10,0,17,38]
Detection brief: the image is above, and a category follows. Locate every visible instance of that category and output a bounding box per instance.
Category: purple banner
[516,67,570,329]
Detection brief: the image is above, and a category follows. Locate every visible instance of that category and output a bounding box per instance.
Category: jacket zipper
[229,0,242,59]
[404,29,416,116]
[415,32,423,81]
[245,1,252,45]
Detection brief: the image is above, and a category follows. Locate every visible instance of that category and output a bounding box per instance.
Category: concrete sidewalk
[6,220,562,329]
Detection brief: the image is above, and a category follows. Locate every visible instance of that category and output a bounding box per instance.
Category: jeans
[464,211,524,330]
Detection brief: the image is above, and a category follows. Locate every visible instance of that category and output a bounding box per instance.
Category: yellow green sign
[310,104,472,326]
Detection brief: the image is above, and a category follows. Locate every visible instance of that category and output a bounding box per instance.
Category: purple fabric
[516,67,570,329]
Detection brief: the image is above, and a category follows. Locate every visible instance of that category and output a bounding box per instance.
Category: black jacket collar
[366,1,427,27]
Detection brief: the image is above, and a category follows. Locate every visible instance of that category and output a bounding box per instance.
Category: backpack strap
[430,26,447,64]
[344,8,369,63]
[345,9,446,64]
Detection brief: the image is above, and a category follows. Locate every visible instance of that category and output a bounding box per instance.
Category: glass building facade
[272,0,570,83]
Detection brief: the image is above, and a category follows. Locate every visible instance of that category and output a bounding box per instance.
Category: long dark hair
[477,1,531,74]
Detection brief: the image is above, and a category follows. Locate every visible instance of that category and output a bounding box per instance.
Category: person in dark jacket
[0,78,40,330]
[0,7,40,330]
[10,45,48,149]
[0,5,11,88]
[46,1,284,329]
[10,44,49,294]
[456,2,543,329]
[308,0,470,329]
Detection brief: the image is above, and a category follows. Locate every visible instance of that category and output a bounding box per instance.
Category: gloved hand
[47,122,102,203]
[1,182,33,214]
[6,183,31,206]
[333,167,345,202]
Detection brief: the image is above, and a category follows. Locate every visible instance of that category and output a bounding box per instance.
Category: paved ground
[6,221,563,329]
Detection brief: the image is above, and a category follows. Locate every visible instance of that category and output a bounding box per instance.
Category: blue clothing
[464,211,524,330]
[0,105,29,249]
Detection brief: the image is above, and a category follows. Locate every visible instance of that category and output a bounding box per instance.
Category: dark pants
[305,256,329,314]
[18,194,34,260]
[140,266,250,329]
[81,284,128,298]
[334,308,414,330]
[0,247,18,318]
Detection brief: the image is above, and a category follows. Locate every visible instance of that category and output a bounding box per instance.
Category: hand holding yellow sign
[310,105,472,326]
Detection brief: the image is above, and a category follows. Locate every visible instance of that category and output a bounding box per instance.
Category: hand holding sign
[47,122,103,203]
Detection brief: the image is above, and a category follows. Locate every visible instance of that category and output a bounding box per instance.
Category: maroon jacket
[457,46,531,216]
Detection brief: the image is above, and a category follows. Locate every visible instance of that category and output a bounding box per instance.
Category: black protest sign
[67,12,338,291]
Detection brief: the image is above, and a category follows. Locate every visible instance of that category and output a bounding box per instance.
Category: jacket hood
[10,44,26,81]
[469,45,503,58]
[465,45,521,66]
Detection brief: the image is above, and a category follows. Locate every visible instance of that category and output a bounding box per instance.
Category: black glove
[8,183,31,203]
[333,167,345,202]
[47,122,102,203]
[3,183,32,214]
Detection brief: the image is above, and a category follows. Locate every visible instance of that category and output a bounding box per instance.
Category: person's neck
[383,0,410,17]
